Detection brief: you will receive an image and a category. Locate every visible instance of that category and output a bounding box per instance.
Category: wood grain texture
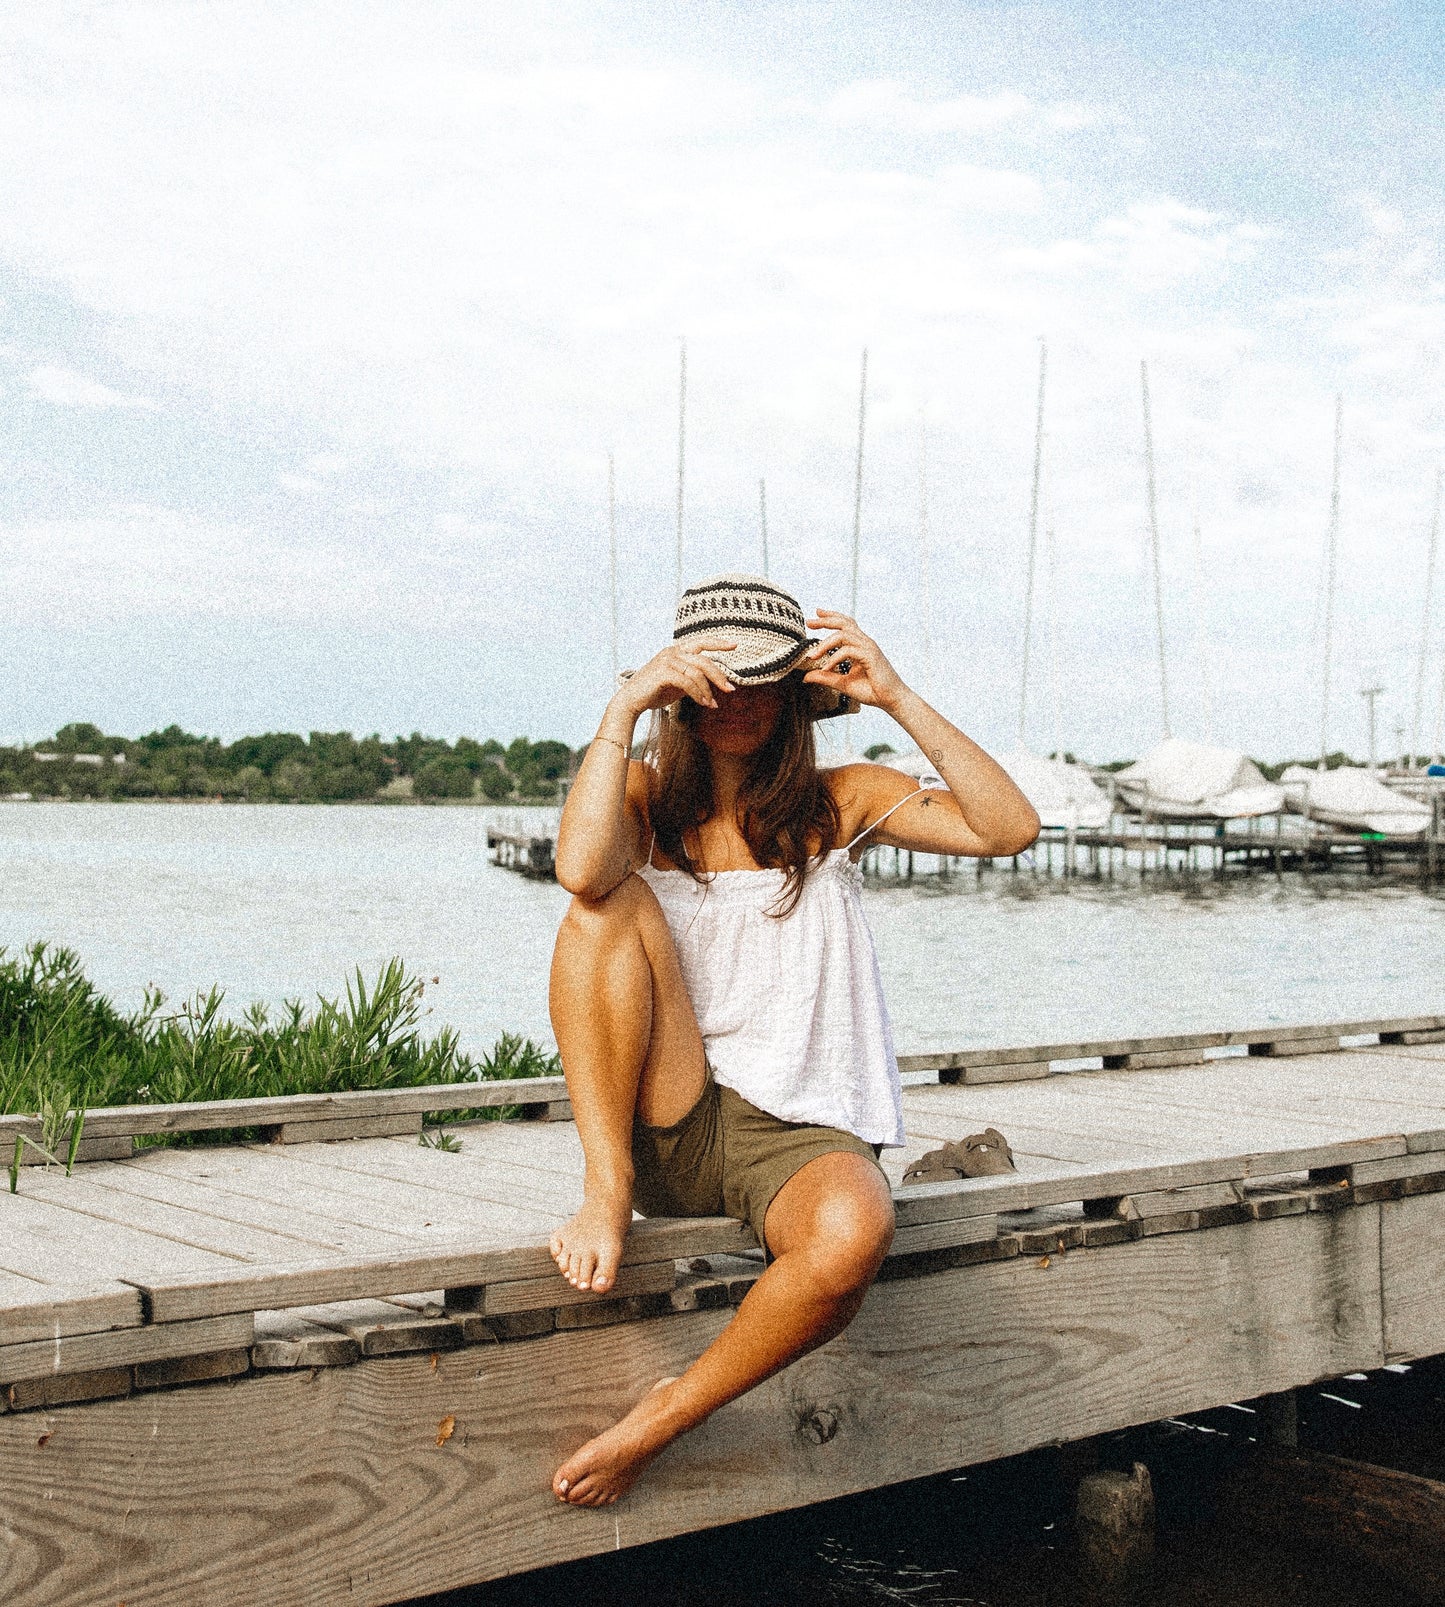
[0,1283,142,1347]
[138,1216,757,1323]
[0,1314,254,1385]
[1381,1193,1445,1361]
[0,1209,1384,1607]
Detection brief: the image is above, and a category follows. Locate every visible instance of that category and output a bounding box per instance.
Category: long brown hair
[645,673,841,916]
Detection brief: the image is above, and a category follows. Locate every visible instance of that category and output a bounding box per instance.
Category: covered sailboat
[1281,765,1431,836]
[1114,738,1284,820]
[999,750,1112,830]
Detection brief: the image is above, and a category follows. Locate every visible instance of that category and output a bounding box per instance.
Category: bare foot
[549,1193,632,1292]
[553,1379,681,1506]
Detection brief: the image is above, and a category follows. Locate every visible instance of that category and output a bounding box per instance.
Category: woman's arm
[803,609,1040,859]
[554,636,738,898]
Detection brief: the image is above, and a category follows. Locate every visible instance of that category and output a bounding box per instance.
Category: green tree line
[0,723,575,804]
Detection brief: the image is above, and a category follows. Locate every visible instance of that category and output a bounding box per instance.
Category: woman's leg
[548,874,708,1294]
[554,1150,894,1505]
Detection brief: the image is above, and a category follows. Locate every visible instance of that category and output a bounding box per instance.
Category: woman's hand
[801,609,908,715]
[617,638,739,716]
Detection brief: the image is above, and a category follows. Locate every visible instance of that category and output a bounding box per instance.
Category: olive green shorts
[631,1070,884,1254]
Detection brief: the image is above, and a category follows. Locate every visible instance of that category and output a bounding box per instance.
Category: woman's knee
[774,1161,895,1297]
[558,873,657,942]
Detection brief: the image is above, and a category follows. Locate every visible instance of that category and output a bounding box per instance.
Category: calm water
[3,801,1444,1054]
[5,801,1445,1606]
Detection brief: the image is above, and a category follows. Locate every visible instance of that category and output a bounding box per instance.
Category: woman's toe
[577,1251,597,1290]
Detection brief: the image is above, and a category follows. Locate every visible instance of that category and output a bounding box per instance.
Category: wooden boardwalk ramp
[3,1015,1445,1605]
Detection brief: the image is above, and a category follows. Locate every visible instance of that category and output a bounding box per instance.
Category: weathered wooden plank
[16,1136,135,1167]
[896,1015,1445,1077]
[0,1283,143,1347]
[0,1208,1383,1607]
[0,1314,254,1385]
[1102,1048,1209,1071]
[1381,1193,1445,1362]
[82,1157,425,1256]
[1320,1152,1445,1187]
[126,1139,565,1229]
[1113,1181,1244,1220]
[6,1367,133,1412]
[134,1348,251,1390]
[8,1168,349,1266]
[0,1189,245,1285]
[0,1077,571,1142]
[456,1259,679,1317]
[250,1311,361,1370]
[950,1061,1052,1085]
[1250,1036,1341,1058]
[136,1216,758,1323]
[888,1213,999,1256]
[889,1175,1032,1222]
[269,1135,577,1221]
[290,1298,465,1358]
[274,1112,422,1144]
[0,1013,1436,1151]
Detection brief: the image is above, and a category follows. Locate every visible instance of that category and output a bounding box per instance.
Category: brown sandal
[902,1128,1016,1184]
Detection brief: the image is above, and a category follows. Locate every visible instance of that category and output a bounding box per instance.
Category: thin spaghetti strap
[844,782,946,853]
[647,830,658,868]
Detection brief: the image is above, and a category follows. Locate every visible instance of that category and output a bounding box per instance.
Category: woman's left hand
[801,609,908,714]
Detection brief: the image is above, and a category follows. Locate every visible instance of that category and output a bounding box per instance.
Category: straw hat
[672,573,858,719]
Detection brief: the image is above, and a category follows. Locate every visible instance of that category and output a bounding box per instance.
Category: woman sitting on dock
[548,573,1039,1505]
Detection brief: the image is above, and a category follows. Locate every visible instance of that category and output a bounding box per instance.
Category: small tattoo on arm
[929,748,944,765]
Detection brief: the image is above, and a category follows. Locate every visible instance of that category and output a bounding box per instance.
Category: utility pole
[1018,339,1047,747]
[675,338,687,602]
[850,348,868,619]
[1319,395,1344,769]
[1140,361,1172,739]
[607,453,619,685]
[1360,684,1385,773]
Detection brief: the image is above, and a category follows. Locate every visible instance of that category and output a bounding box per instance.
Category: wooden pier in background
[5,1014,1445,1604]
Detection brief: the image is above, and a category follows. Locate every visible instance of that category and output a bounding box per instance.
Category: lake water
[5,800,1444,1606]
[2,801,1443,1055]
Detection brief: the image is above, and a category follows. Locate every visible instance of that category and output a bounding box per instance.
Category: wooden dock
[5,1015,1445,1604]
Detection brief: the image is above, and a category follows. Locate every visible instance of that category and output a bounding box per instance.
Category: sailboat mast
[1409,468,1442,769]
[918,411,935,700]
[759,478,769,578]
[675,338,687,602]
[1046,502,1063,760]
[850,348,868,619]
[607,452,619,685]
[1140,361,1172,740]
[1319,394,1343,769]
[1018,340,1047,747]
[1190,483,1216,744]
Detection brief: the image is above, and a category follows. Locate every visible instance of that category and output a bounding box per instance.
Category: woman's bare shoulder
[824,761,917,837]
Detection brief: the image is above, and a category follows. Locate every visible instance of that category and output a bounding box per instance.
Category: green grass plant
[0,944,561,1147]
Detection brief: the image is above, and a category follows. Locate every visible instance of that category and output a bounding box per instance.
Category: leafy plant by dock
[0,943,560,1151]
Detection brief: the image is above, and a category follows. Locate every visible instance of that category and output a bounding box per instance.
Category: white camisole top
[637,788,931,1149]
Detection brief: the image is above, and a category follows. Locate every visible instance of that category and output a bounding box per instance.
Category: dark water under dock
[418,1365,1445,1607]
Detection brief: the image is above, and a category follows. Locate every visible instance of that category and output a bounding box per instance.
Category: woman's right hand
[616,638,738,716]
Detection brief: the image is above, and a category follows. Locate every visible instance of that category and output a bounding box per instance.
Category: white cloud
[0,5,1438,757]
[27,363,154,410]
[825,81,1036,134]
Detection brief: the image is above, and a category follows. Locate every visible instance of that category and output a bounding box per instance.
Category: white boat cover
[1280,765,1432,836]
[1114,738,1284,820]
[997,750,1113,830]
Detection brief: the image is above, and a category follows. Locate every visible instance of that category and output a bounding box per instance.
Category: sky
[1,1,1443,763]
